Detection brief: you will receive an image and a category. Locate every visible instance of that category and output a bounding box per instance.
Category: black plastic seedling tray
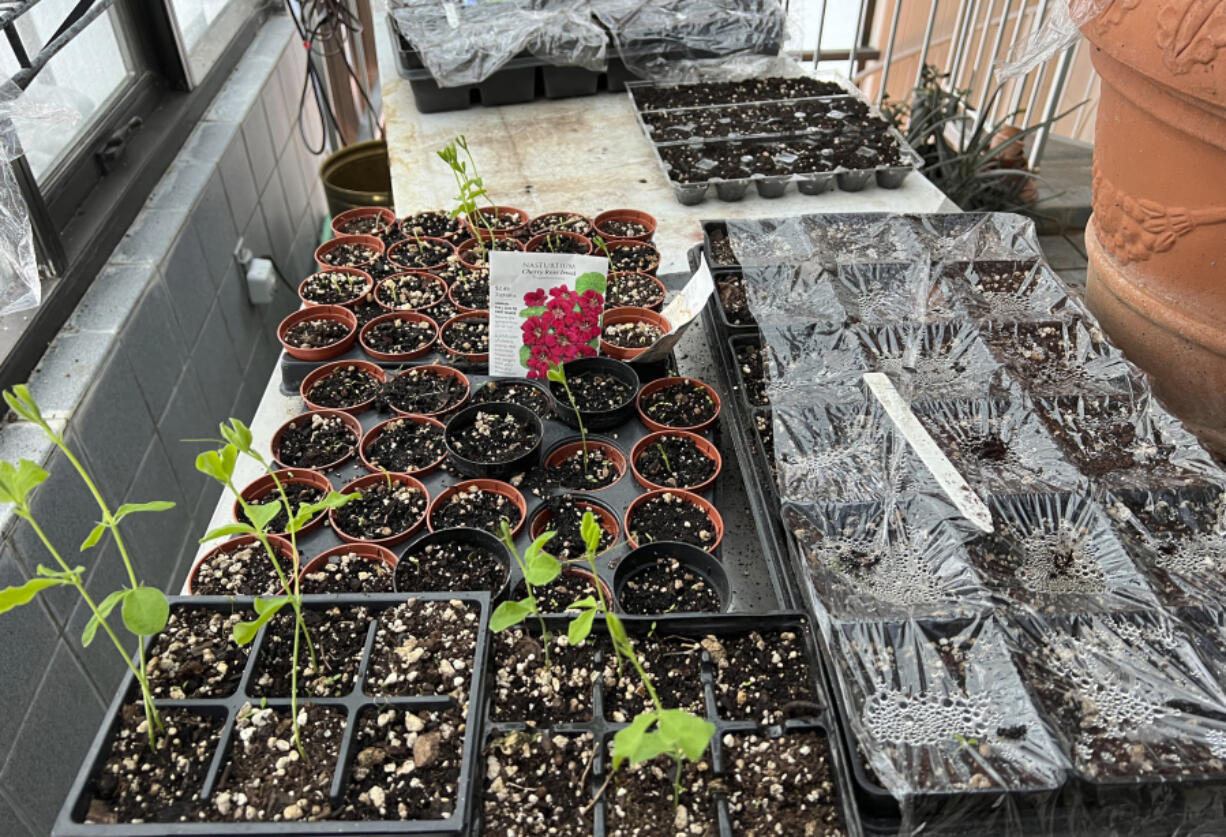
[55,593,492,834]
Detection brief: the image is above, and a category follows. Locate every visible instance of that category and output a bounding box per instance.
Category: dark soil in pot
[618,556,721,615]
[382,367,468,414]
[238,481,325,533]
[389,238,451,270]
[147,607,249,698]
[395,535,508,593]
[275,412,358,469]
[460,237,522,269]
[471,380,552,418]
[364,317,434,355]
[448,409,538,463]
[192,540,294,596]
[283,317,350,350]
[425,298,459,326]
[84,705,222,825]
[401,210,467,242]
[511,570,603,613]
[535,495,614,559]
[320,242,380,268]
[338,706,463,820]
[529,233,590,255]
[375,273,446,310]
[301,271,369,305]
[607,243,659,273]
[364,418,445,472]
[641,381,718,429]
[250,605,372,697]
[736,343,770,406]
[606,272,664,309]
[431,484,522,533]
[490,629,601,723]
[562,370,635,412]
[442,317,490,355]
[351,296,384,326]
[305,365,382,410]
[529,212,592,236]
[451,274,489,309]
[635,434,717,489]
[208,703,344,822]
[332,479,427,541]
[549,445,622,490]
[628,493,718,549]
[603,634,704,722]
[365,257,402,281]
[1035,395,1172,477]
[300,551,394,594]
[482,731,595,836]
[716,273,754,325]
[708,229,738,266]
[472,209,524,232]
[633,76,843,109]
[607,756,716,837]
[708,630,821,723]
[598,218,650,239]
[723,731,846,835]
[365,598,480,698]
[336,214,393,237]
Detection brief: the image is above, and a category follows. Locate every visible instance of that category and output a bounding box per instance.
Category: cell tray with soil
[481,731,596,836]
[985,320,1140,398]
[602,633,706,722]
[943,260,1078,323]
[146,606,250,699]
[248,604,372,698]
[715,271,755,327]
[630,76,846,110]
[641,96,876,144]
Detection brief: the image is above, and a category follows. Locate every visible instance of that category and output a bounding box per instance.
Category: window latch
[95,116,144,174]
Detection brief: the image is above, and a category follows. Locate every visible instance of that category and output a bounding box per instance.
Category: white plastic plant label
[487,250,608,379]
[631,256,715,365]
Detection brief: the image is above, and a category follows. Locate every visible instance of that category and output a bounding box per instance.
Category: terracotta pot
[447,274,490,313]
[298,266,373,308]
[187,533,297,596]
[525,230,593,255]
[529,567,616,612]
[300,359,387,415]
[385,364,471,418]
[438,311,490,363]
[359,311,438,362]
[276,305,357,361]
[606,271,666,312]
[623,488,724,552]
[630,430,722,493]
[385,236,456,272]
[457,236,523,270]
[528,211,593,237]
[298,543,398,587]
[314,234,384,270]
[269,408,362,470]
[543,437,628,491]
[1081,9,1226,454]
[359,414,448,476]
[529,497,620,556]
[635,376,721,434]
[330,206,397,238]
[604,238,661,275]
[232,469,333,536]
[593,209,657,242]
[373,271,448,313]
[426,478,527,536]
[465,205,530,238]
[600,306,672,361]
[329,472,430,546]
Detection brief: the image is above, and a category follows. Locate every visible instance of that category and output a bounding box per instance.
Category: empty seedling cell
[833,261,970,325]
[942,260,1081,323]
[849,321,1010,405]
[984,319,1143,398]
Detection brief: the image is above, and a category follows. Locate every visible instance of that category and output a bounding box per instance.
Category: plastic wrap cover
[389,0,607,86]
[998,0,1108,79]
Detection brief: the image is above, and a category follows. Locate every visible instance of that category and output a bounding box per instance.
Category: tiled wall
[0,15,329,833]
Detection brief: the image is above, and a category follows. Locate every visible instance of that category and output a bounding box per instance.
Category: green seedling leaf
[574,272,607,296]
[219,419,254,455]
[201,522,256,542]
[523,545,561,587]
[545,365,565,384]
[490,599,533,632]
[80,522,107,551]
[122,586,170,636]
[195,446,238,484]
[82,589,128,646]
[658,709,715,762]
[245,501,283,534]
[35,564,85,581]
[613,712,658,770]
[606,612,633,658]
[232,595,290,645]
[580,511,603,556]
[3,385,43,425]
[114,500,176,522]
[568,606,596,646]
[0,576,69,614]
[0,459,48,507]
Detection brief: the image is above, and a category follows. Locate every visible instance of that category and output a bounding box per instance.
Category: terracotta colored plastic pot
[528,211,593,237]
[330,206,396,238]
[233,469,333,536]
[314,234,384,270]
[298,266,373,308]
[300,359,387,415]
[600,306,672,361]
[270,408,362,470]
[447,274,490,314]
[623,488,724,552]
[385,236,456,272]
[525,230,593,255]
[515,566,615,613]
[187,533,297,595]
[359,311,438,362]
[373,271,448,313]
[465,205,530,238]
[276,304,357,361]
[630,430,722,493]
[606,271,666,312]
[438,311,490,363]
[394,526,512,598]
[529,496,621,557]
[298,543,398,587]
[457,236,523,270]
[593,209,657,242]
[330,472,430,547]
[614,541,729,614]
[635,376,722,434]
[426,478,527,536]
[385,364,471,418]
[543,437,628,491]
[359,414,447,477]
[603,237,661,275]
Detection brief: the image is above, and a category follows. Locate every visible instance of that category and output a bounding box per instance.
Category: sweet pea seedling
[490,521,560,668]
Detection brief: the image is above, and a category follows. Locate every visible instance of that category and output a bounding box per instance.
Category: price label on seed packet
[488,251,609,378]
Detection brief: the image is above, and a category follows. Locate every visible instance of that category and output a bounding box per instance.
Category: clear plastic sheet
[998,0,1109,80]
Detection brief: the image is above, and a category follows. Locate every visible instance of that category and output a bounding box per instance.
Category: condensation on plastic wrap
[738,262,846,327]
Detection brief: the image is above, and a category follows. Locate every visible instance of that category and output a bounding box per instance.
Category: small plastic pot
[465,205,530,238]
[529,211,593,237]
[600,306,672,361]
[529,496,620,557]
[631,430,722,493]
[385,364,470,418]
[276,304,358,361]
[298,266,373,308]
[394,526,512,599]
[548,356,640,431]
[233,469,333,536]
[525,230,593,255]
[373,271,448,313]
[457,236,523,270]
[444,402,542,479]
[300,359,386,415]
[606,271,666,312]
[314,234,384,270]
[359,311,438,362]
[187,533,297,595]
[516,566,616,613]
[635,376,721,434]
[604,238,661,275]
[438,311,490,363]
[623,488,724,552]
[543,437,627,491]
[385,236,456,272]
[330,206,396,238]
[359,414,448,477]
[298,543,398,589]
[427,478,527,536]
[330,472,430,547]
[613,540,730,614]
[270,409,362,471]
[593,209,657,242]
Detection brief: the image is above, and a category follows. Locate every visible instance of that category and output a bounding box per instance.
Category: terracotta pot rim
[635,376,722,433]
[465,205,530,238]
[300,360,388,415]
[607,271,667,312]
[359,310,439,362]
[525,230,593,255]
[529,211,594,236]
[623,488,724,552]
[438,310,491,362]
[329,206,397,238]
[270,408,363,471]
[602,238,662,274]
[385,236,457,271]
[314,234,386,270]
[426,478,527,536]
[329,472,430,546]
[232,469,334,536]
[457,236,524,270]
[630,429,723,493]
[593,209,658,242]
[542,437,628,491]
[386,364,471,418]
[276,305,358,362]
[528,496,621,556]
[298,542,399,587]
[373,271,449,314]
[359,414,448,476]
[298,266,374,308]
[187,533,297,596]
[600,306,672,361]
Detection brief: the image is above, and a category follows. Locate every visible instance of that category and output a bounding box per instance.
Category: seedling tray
[54,593,492,834]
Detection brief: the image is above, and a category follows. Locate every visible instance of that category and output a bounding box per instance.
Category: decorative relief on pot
[1093,0,1226,74]
[1091,163,1226,264]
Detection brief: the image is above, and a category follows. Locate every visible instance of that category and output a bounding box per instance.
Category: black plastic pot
[394,526,512,600]
[614,540,730,614]
[444,401,543,479]
[548,357,641,431]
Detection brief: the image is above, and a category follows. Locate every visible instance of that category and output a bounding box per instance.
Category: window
[166,0,260,86]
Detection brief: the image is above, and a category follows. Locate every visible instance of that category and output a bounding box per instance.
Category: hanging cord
[298,0,386,142]
[283,0,350,152]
